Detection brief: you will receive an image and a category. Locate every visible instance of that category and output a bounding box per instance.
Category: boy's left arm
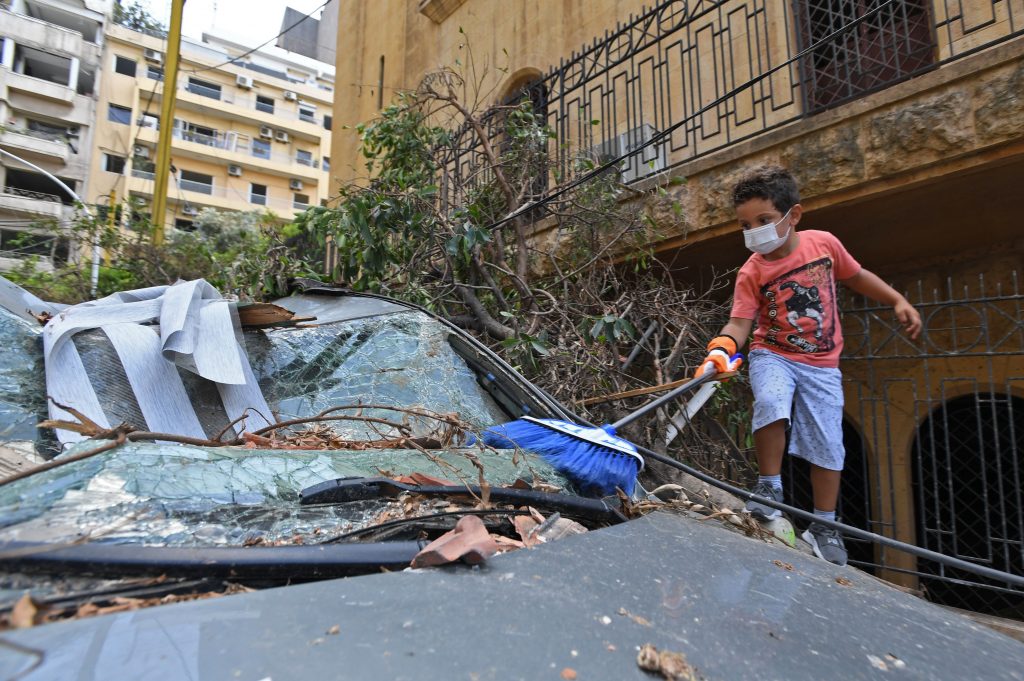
[840,269,922,339]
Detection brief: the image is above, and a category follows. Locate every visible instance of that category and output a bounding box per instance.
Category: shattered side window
[250,311,509,435]
[0,443,568,547]
[0,308,55,457]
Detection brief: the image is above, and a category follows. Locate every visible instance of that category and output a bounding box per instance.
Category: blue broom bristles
[482,419,640,497]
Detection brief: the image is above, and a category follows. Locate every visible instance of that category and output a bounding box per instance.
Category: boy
[699,165,921,566]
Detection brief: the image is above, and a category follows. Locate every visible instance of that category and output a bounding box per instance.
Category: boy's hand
[895,299,922,340]
[697,335,742,378]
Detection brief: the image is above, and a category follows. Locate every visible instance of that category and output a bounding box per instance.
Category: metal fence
[781,271,1024,618]
[438,0,1024,211]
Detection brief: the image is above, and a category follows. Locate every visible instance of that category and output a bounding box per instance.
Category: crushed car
[0,279,1022,680]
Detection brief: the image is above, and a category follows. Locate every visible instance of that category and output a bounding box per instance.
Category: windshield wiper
[299,477,627,524]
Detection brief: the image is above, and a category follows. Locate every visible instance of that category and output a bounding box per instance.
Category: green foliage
[587,314,636,344]
[298,93,446,294]
[112,0,166,33]
[7,204,323,304]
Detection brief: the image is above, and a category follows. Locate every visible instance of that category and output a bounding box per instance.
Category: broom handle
[609,369,717,430]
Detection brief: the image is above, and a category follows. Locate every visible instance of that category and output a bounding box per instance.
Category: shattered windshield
[0,294,572,548]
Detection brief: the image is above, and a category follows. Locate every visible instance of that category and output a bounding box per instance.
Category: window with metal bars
[913,393,1024,619]
[793,0,936,113]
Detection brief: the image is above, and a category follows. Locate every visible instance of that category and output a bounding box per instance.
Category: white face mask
[743,208,792,255]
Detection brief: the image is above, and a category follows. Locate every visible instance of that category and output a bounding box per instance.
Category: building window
[256,95,275,114]
[293,193,309,209]
[794,0,935,113]
[179,170,213,195]
[252,139,271,160]
[250,183,267,205]
[322,156,330,172]
[103,154,126,174]
[147,65,164,81]
[175,218,195,231]
[298,106,316,124]
[186,77,222,100]
[323,115,332,131]
[181,122,218,146]
[296,149,314,167]
[107,104,132,125]
[114,55,137,77]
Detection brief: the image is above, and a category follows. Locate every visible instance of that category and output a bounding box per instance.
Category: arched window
[913,392,1024,617]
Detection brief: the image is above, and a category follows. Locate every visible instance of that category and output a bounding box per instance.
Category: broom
[482,354,743,496]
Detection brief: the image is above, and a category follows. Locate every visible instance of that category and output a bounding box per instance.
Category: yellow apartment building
[332,1,1024,616]
[92,23,334,231]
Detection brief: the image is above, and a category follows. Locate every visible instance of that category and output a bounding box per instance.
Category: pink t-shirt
[730,229,861,368]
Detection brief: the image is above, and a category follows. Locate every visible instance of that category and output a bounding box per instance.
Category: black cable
[479,0,902,234]
[180,0,333,75]
[319,508,533,544]
[631,441,1024,589]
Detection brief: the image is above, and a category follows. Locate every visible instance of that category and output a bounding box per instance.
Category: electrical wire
[180,0,333,75]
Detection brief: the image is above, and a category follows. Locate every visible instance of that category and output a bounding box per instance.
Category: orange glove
[696,335,743,378]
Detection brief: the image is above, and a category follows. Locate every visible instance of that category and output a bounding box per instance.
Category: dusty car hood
[2,510,1022,681]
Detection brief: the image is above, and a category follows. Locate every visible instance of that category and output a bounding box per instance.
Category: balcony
[0,127,69,163]
[0,187,64,218]
[125,174,308,216]
[184,82,222,100]
[164,82,326,134]
[179,179,213,195]
[5,71,75,104]
[131,126,323,181]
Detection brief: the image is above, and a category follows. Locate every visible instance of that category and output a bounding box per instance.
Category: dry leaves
[772,559,794,572]
[2,584,254,630]
[637,643,699,681]
[618,607,652,628]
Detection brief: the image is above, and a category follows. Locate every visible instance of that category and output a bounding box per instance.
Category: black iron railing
[438,0,1024,212]
[786,271,1024,619]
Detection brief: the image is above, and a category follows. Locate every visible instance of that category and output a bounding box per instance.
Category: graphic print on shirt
[761,256,838,354]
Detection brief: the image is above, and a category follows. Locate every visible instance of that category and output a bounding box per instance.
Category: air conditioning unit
[283,90,298,101]
[236,75,254,89]
[133,145,150,158]
[587,123,667,184]
[259,125,273,139]
[228,164,242,177]
[139,115,159,129]
[182,203,198,216]
[144,48,163,64]
[274,130,290,143]
[289,178,303,191]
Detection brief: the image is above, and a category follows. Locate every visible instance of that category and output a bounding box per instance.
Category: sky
[137,0,329,47]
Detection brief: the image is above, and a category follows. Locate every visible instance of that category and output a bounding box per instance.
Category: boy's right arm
[696,317,753,377]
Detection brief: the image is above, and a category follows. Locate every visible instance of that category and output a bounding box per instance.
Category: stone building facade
[331,1,1024,613]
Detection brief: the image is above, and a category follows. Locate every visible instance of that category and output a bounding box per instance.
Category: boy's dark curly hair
[732,165,800,214]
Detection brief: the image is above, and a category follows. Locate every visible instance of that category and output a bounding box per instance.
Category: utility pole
[151,0,186,245]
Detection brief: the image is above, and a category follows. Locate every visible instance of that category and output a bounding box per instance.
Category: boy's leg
[745,351,796,520]
[753,419,787,475]
[809,464,841,513]
[788,363,848,565]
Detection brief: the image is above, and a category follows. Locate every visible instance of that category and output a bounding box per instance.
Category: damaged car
[0,279,1022,680]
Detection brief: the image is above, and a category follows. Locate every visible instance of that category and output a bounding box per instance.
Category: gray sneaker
[802,522,848,566]
[744,482,783,521]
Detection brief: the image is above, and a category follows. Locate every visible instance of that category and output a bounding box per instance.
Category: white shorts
[748,349,845,471]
